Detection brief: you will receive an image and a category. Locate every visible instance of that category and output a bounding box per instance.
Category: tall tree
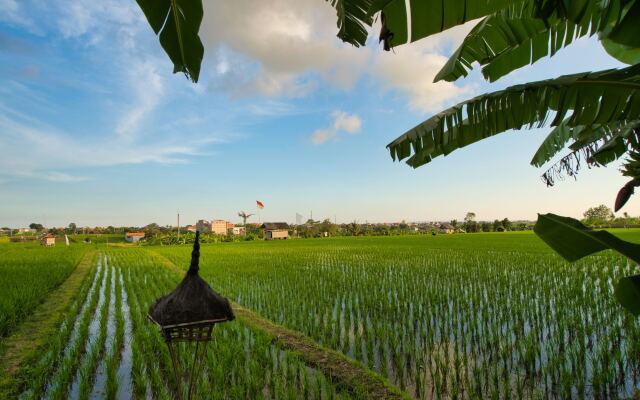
[29,223,43,231]
[583,205,615,225]
[464,212,476,223]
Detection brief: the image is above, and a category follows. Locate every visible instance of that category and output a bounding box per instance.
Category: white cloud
[19,0,475,116]
[310,128,334,145]
[0,0,38,32]
[372,44,471,113]
[201,0,370,97]
[43,172,89,183]
[115,60,165,139]
[0,113,220,182]
[333,111,361,134]
[310,111,362,145]
[197,0,475,113]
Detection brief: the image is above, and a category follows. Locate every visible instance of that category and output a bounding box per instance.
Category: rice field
[13,248,353,400]
[0,243,87,338]
[1,232,640,399]
[156,233,640,399]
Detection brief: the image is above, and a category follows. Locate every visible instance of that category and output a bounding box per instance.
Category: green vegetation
[0,243,86,338]
[3,233,640,398]
[156,233,640,398]
[18,248,356,399]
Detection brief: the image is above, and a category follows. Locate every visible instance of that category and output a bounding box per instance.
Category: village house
[439,223,455,234]
[125,232,145,243]
[212,220,234,235]
[40,234,56,246]
[185,225,197,233]
[261,223,289,240]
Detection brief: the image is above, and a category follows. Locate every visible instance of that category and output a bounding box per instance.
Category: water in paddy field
[36,258,104,400]
[88,264,116,399]
[68,255,110,400]
[62,258,103,359]
[223,250,640,400]
[116,270,134,400]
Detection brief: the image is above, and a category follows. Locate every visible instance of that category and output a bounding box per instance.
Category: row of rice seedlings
[175,243,640,399]
[114,270,135,400]
[71,262,113,400]
[16,253,99,399]
[41,256,108,400]
[119,252,178,400]
[109,248,356,399]
[0,245,88,338]
[85,264,118,400]
[104,267,125,400]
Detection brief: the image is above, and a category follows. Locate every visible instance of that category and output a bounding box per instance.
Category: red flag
[256,200,264,209]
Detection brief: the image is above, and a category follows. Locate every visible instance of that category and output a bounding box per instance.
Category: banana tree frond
[387,65,640,168]
[435,0,631,82]
[601,38,640,65]
[530,121,629,167]
[370,0,519,49]
[540,147,596,186]
[540,121,640,186]
[531,120,580,167]
[607,0,640,48]
[327,0,375,47]
[136,0,203,82]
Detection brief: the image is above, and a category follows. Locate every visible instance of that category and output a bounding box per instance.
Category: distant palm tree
[238,211,254,236]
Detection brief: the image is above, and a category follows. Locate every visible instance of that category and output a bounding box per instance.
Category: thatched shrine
[148,231,234,399]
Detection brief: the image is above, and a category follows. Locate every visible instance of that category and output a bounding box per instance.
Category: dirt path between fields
[147,249,411,400]
[0,250,96,398]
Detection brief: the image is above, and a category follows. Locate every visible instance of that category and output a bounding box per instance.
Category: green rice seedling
[76,264,112,400]
[0,244,87,338]
[153,234,640,398]
[43,259,106,400]
[104,270,124,400]
[17,255,99,399]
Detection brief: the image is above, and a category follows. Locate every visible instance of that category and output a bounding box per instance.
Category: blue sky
[0,0,635,227]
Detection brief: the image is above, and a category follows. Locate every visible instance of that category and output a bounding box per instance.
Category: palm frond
[387,64,640,168]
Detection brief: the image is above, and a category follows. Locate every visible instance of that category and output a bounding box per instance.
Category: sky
[0,0,636,227]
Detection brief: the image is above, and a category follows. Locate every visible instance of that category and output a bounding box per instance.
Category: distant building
[196,220,211,233]
[230,226,245,236]
[17,228,36,234]
[261,223,289,240]
[41,234,56,246]
[185,225,197,233]
[212,220,233,235]
[439,223,455,234]
[125,232,145,243]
